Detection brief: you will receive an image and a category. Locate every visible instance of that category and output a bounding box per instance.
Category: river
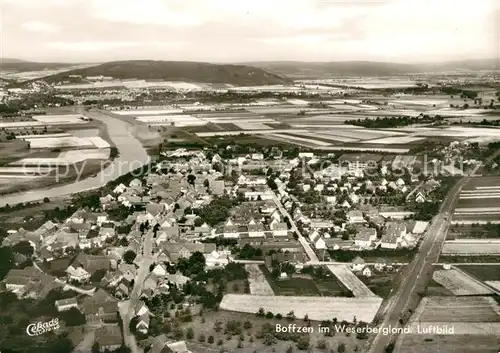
[0,108,150,207]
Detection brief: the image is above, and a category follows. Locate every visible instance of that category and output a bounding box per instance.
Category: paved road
[366,163,487,353]
[0,107,150,207]
[270,191,319,262]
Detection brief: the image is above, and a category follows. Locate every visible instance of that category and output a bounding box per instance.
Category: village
[0,141,463,353]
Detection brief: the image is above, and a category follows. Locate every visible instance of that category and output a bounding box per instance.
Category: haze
[1,0,498,63]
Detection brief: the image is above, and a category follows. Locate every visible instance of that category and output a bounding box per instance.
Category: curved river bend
[0,109,150,207]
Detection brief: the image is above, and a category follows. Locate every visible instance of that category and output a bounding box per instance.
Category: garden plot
[326,265,377,298]
[245,264,274,296]
[485,281,500,291]
[111,108,184,115]
[165,81,203,90]
[11,149,110,166]
[19,133,72,139]
[0,166,54,174]
[25,136,95,148]
[219,294,383,323]
[426,108,490,116]
[432,269,493,295]
[286,98,309,105]
[392,155,417,169]
[267,133,332,146]
[87,137,111,149]
[412,296,500,323]
[362,136,426,144]
[135,114,205,126]
[234,122,272,130]
[196,129,308,137]
[441,240,500,255]
[292,132,359,143]
[0,121,45,128]
[31,114,89,124]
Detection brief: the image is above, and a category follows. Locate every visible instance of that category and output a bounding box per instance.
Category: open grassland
[245,264,274,296]
[219,294,383,323]
[432,269,493,295]
[362,136,426,144]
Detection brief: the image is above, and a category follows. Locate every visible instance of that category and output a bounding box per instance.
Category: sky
[1,0,499,63]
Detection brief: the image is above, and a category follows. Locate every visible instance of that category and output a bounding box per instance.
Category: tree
[58,307,86,326]
[43,197,50,203]
[123,250,136,264]
[257,307,265,317]
[338,342,346,353]
[265,311,274,319]
[203,179,210,188]
[12,241,34,256]
[91,342,100,353]
[243,320,253,330]
[208,335,215,344]
[186,327,194,339]
[187,174,196,185]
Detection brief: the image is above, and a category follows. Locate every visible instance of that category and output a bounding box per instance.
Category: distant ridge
[1,58,77,71]
[246,58,500,78]
[37,60,291,86]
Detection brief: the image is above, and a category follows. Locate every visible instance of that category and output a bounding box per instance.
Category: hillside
[248,58,500,78]
[0,59,77,72]
[40,60,291,86]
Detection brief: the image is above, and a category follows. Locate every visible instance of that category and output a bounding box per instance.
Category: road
[0,107,150,207]
[121,214,162,353]
[366,163,487,353]
[270,191,319,262]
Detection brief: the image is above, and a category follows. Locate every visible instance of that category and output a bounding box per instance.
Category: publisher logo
[26,318,60,336]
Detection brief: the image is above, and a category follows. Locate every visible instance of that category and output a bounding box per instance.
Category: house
[350,256,366,271]
[136,314,150,334]
[314,238,327,250]
[248,219,265,237]
[115,283,129,299]
[381,222,406,249]
[415,191,426,203]
[159,242,216,262]
[361,266,372,277]
[223,219,240,238]
[146,203,164,217]
[271,222,288,237]
[166,273,190,287]
[338,154,382,174]
[408,221,429,234]
[66,266,91,282]
[347,210,365,224]
[205,250,230,268]
[82,289,118,325]
[193,222,212,237]
[68,253,111,277]
[374,258,387,271]
[354,228,377,249]
[55,297,79,312]
[113,183,127,194]
[209,180,225,196]
[93,325,123,352]
[152,263,167,277]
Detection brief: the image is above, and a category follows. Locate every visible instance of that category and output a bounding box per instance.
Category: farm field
[432,268,493,295]
[395,296,500,353]
[453,177,500,223]
[326,265,377,298]
[456,265,500,281]
[219,294,383,323]
[485,281,500,291]
[245,264,274,296]
[447,224,500,239]
[10,148,110,166]
[441,240,500,255]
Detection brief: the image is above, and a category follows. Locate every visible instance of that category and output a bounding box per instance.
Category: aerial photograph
[0,0,499,352]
